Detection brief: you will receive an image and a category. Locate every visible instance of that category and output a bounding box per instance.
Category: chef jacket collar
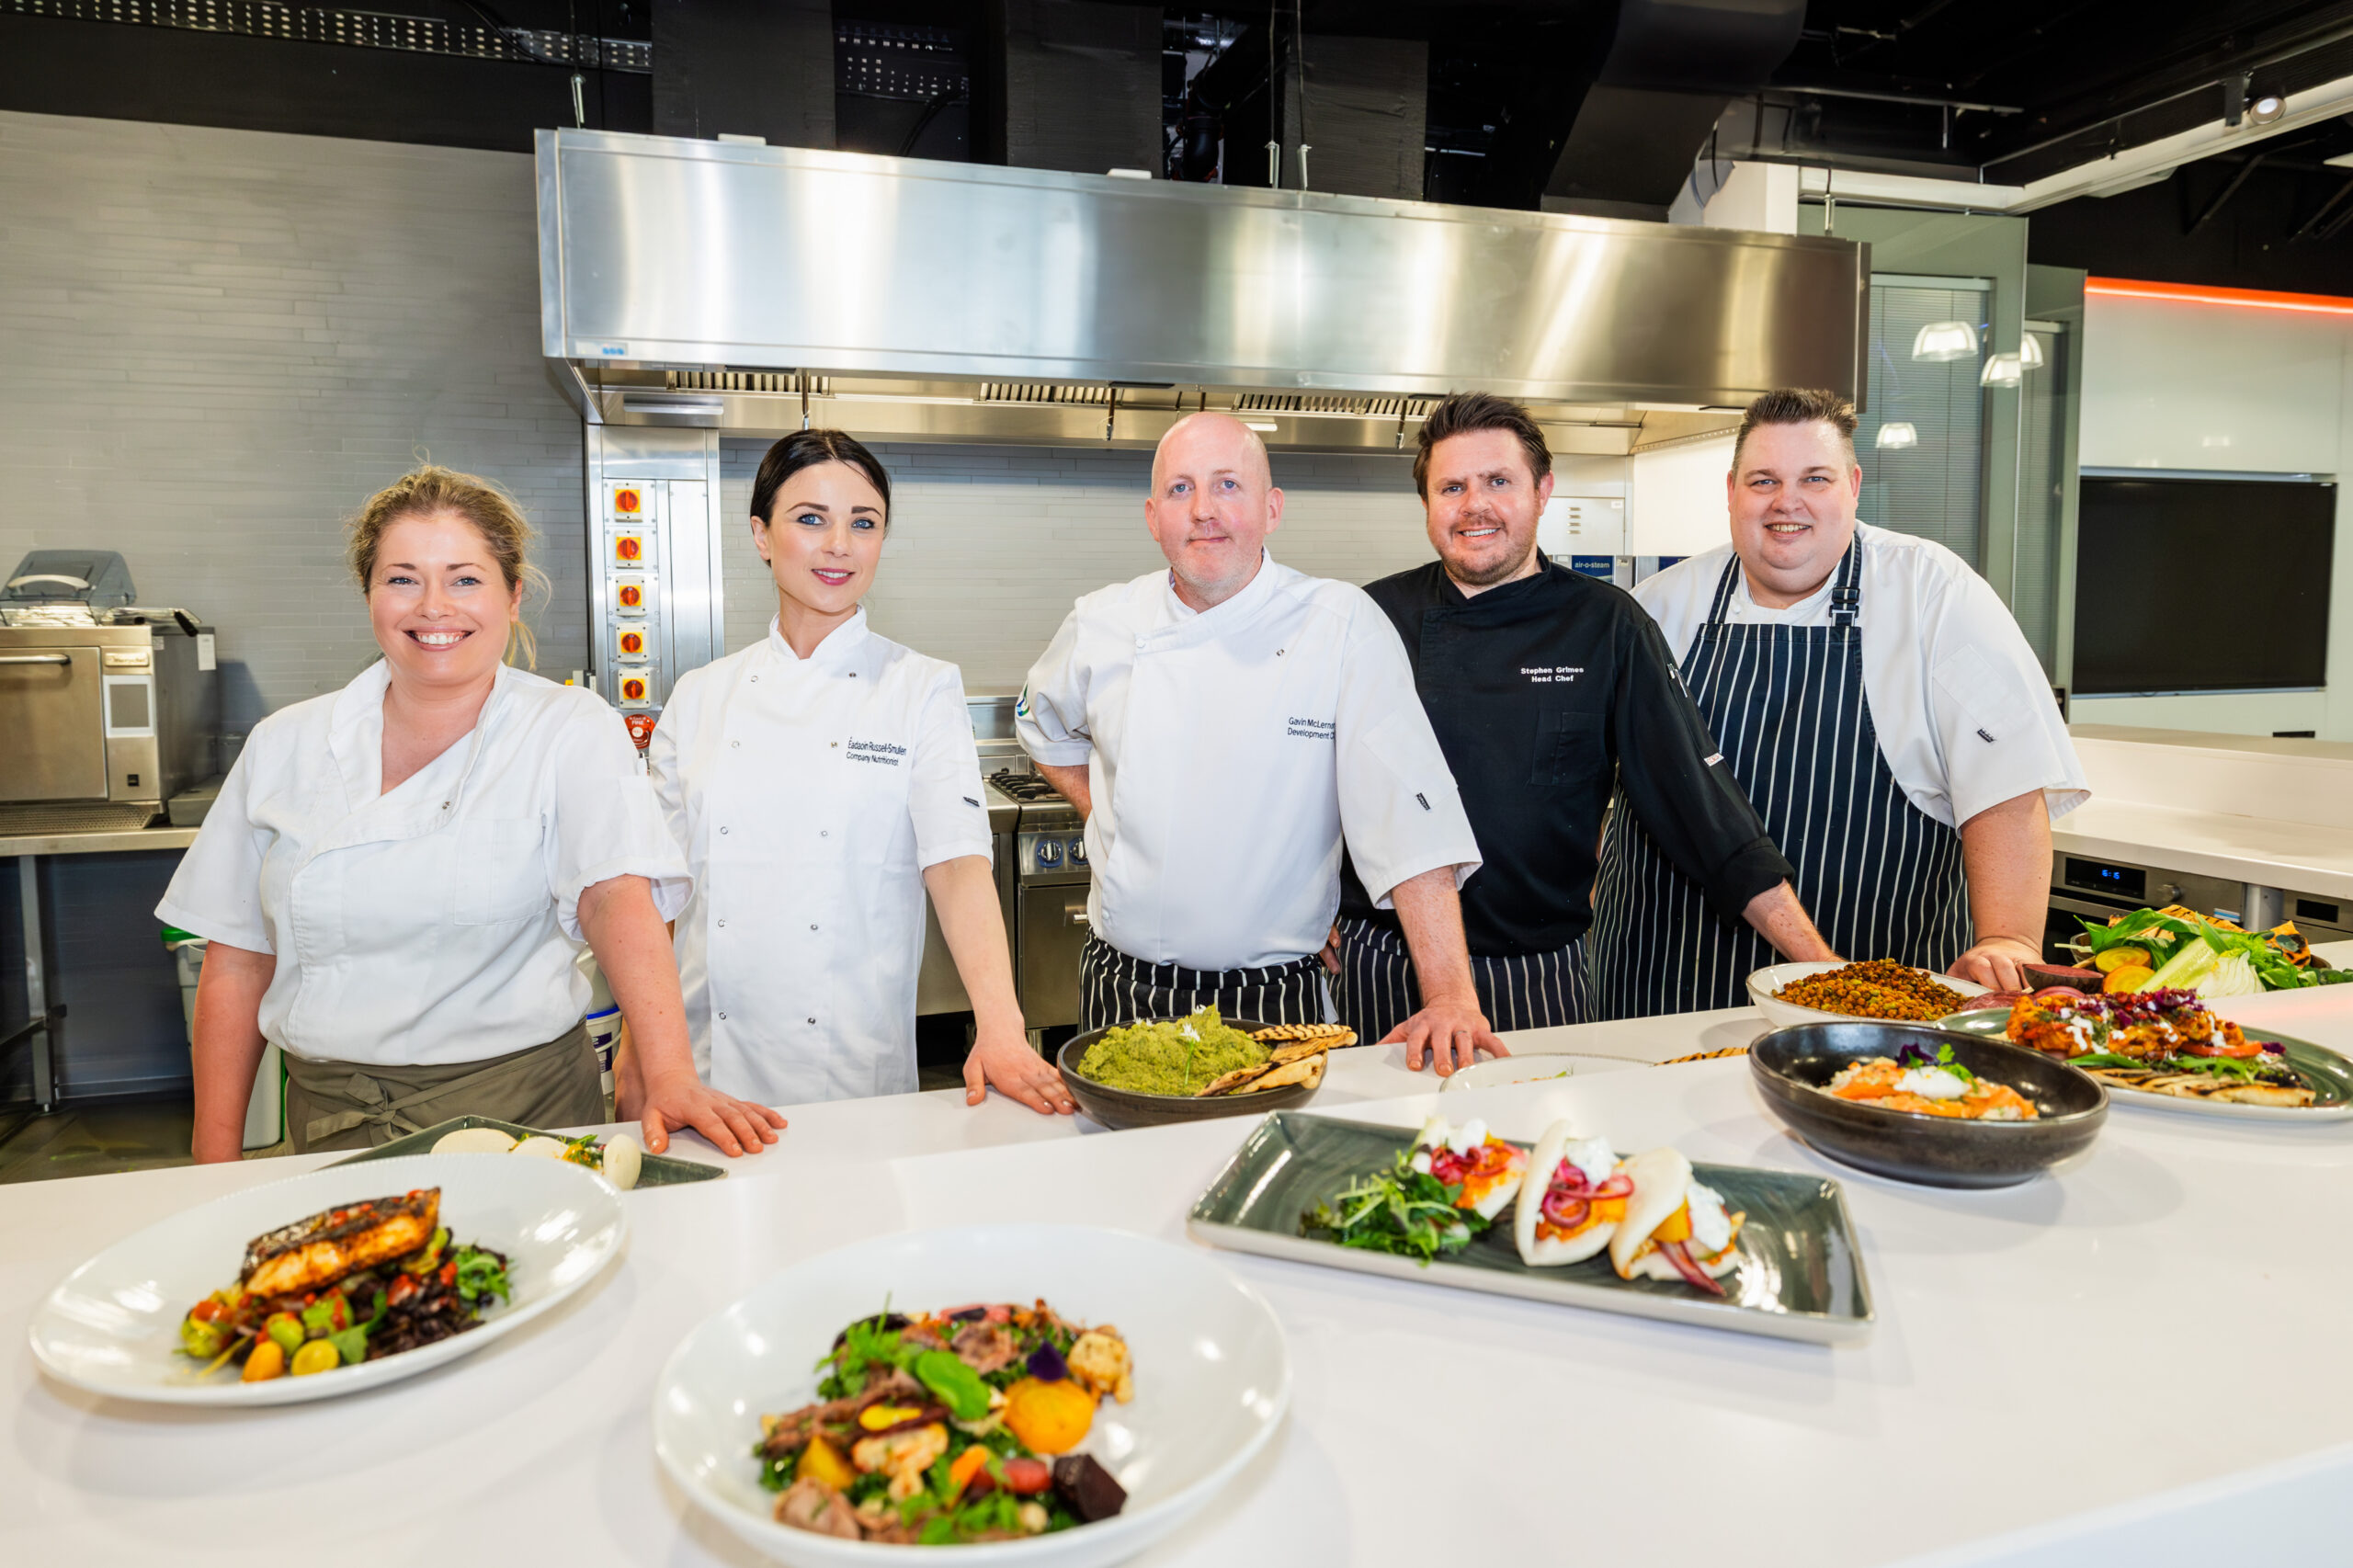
[322,658,509,842]
[1152,550,1281,645]
[1729,526,1868,624]
[1430,550,1556,612]
[765,607,871,673]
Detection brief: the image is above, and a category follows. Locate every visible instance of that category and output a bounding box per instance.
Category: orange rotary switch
[614,487,642,515]
[620,675,649,703]
[618,629,646,657]
[618,583,642,608]
[613,534,644,565]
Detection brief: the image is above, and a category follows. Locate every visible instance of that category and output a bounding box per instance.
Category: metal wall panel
[537,131,1866,404]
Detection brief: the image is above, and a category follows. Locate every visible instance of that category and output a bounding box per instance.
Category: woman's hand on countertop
[635,1065,788,1157]
[966,1025,1075,1115]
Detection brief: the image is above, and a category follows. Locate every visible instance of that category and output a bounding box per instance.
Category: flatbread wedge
[1269,1039,1339,1065]
[1196,1062,1272,1097]
[2091,1066,2315,1107]
[1252,1023,1357,1044]
[1233,1055,1325,1094]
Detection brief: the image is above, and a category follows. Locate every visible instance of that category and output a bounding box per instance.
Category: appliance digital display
[2075,477,2333,694]
[2063,857,2146,899]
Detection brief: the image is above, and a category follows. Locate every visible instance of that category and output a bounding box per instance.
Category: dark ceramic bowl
[1056,1018,1324,1131]
[1750,1022,2107,1188]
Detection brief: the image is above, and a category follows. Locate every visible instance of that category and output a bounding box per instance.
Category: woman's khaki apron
[283,1023,601,1153]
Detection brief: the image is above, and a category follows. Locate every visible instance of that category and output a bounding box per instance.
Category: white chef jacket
[649,611,993,1107]
[155,662,689,1067]
[1017,553,1480,971]
[1634,522,2090,829]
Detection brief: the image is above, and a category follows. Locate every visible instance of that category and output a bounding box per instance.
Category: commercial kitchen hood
[535,129,1868,456]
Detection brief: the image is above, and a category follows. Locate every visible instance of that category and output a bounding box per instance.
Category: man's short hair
[1733,388,1859,469]
[1413,391,1552,499]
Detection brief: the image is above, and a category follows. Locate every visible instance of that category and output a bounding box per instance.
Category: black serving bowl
[1750,1022,2107,1188]
[1056,1018,1324,1131]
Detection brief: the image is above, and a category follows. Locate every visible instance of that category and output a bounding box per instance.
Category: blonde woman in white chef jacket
[641,431,1071,1113]
[158,466,788,1162]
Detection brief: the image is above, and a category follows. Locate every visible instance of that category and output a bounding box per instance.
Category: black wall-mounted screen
[2074,476,2335,695]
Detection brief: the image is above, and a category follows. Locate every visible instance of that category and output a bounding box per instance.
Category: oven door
[1016,881,1089,1028]
[0,645,107,802]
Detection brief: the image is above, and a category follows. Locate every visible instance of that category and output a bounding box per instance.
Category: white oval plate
[28,1153,625,1406]
[1748,960,1988,1029]
[1440,1052,1643,1092]
[654,1222,1290,1568]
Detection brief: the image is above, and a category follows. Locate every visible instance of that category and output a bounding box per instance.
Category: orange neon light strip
[2086,277,2353,315]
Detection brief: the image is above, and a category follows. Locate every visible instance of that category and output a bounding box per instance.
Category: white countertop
[2054,798,2353,903]
[2060,731,2353,901]
[11,991,2353,1564]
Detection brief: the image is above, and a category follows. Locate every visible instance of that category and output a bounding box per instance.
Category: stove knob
[1036,840,1062,869]
[1069,839,1087,865]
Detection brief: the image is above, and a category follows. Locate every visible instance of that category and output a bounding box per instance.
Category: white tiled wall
[717,441,1452,689]
[0,110,586,733]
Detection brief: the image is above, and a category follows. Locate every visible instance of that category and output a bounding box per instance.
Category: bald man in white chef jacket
[1016,412,1502,1074]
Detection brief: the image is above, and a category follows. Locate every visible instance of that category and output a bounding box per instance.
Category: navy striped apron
[1078,936,1327,1032]
[1335,919,1591,1040]
[1589,542,1970,1018]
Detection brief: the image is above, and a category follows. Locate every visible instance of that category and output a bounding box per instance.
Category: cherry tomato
[189,1299,226,1324]
[1001,1457,1051,1494]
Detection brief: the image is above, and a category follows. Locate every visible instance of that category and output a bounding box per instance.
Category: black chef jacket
[1338,556,1793,957]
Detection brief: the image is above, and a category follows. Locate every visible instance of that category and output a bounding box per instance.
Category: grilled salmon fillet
[240,1189,439,1298]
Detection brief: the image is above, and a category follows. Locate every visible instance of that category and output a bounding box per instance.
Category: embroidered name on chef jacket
[845,737,907,767]
[1286,716,1336,741]
[1518,665,1585,685]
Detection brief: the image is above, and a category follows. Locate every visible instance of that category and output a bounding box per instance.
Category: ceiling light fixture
[2018,335,2046,369]
[2248,94,2286,126]
[1980,352,2024,389]
[1911,321,1979,362]
[1874,421,1919,449]
[1244,421,1279,431]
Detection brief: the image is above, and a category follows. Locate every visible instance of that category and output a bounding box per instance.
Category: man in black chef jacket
[1335,392,1837,1055]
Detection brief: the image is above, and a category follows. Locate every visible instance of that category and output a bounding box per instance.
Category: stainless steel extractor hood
[535,130,1868,455]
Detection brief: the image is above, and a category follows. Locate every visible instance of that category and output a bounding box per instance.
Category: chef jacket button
[718,918,727,927]
[806,1017,816,1025]
[720,825,730,835]
[1135,636,1146,649]
[821,829,829,837]
[809,923,818,931]
[732,741,740,748]
[718,1011,728,1020]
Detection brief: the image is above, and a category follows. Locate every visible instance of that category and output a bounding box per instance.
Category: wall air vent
[665,370,828,394]
[979,383,1115,405]
[1233,392,1439,418]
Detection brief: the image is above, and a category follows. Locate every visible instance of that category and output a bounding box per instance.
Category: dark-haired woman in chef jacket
[159,465,787,1161]
[638,430,1073,1115]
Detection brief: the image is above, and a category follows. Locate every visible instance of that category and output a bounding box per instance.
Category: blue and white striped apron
[1589,542,1970,1018]
[1335,919,1591,1041]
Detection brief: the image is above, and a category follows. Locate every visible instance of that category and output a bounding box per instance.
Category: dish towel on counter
[1588,540,1971,1018]
[1078,937,1327,1032]
[282,1023,601,1153]
[1333,917,1590,1040]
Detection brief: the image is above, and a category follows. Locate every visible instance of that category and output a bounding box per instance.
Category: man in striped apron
[1336,392,1836,1044]
[1590,389,2090,1017]
[1016,412,1496,1068]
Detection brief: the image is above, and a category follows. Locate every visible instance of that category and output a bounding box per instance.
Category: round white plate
[654,1222,1290,1568]
[1441,1052,1643,1092]
[28,1153,626,1406]
[1748,960,1989,1029]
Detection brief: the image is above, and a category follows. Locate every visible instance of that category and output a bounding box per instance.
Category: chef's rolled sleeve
[909,668,995,870]
[547,698,692,940]
[1923,570,2090,826]
[1613,613,1796,923]
[1336,615,1481,904]
[1015,609,1096,767]
[154,743,275,953]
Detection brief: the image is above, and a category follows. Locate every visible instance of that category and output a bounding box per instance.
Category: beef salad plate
[653,1222,1289,1568]
[28,1153,626,1406]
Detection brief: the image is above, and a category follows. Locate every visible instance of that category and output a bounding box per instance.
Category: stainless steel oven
[0,620,217,832]
[2045,851,2353,960]
[995,770,1089,1028]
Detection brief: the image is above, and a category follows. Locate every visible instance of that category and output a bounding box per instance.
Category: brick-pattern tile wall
[718,441,1441,690]
[0,110,587,735]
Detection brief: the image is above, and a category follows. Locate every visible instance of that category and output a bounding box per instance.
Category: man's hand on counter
[1388,994,1507,1077]
[631,1064,788,1157]
[965,1025,1075,1115]
[1949,936,2041,993]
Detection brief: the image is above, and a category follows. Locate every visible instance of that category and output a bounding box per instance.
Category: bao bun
[1514,1121,1614,1267]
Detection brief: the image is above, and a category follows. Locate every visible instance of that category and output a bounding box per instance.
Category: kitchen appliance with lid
[993,767,1088,1028]
[0,551,218,834]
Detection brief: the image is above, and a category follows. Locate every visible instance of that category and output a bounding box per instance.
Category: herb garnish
[1301,1151,1480,1267]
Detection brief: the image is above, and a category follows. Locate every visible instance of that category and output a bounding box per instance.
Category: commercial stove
[990,768,1090,1028]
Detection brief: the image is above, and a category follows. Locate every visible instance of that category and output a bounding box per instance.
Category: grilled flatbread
[1657,1045,1749,1066]
[1268,1039,1339,1065]
[2086,1066,2316,1107]
[1234,1055,1325,1094]
[1196,1062,1271,1096]
[1252,1023,1356,1045]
